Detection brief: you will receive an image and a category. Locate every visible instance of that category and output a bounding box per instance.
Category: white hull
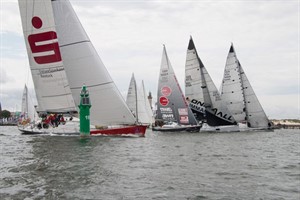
[18,117,81,135]
[18,118,80,135]
[238,123,273,132]
[200,122,272,133]
[200,123,240,133]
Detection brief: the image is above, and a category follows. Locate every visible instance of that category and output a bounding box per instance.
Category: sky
[0,0,299,119]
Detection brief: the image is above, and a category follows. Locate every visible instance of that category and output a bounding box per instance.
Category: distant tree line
[0,110,11,119]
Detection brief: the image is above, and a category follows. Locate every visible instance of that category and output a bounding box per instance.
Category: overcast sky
[0,0,299,119]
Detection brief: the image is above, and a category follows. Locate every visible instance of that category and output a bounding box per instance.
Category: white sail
[221,44,270,128]
[18,0,77,113]
[185,37,235,126]
[126,74,138,118]
[141,80,155,124]
[51,0,136,126]
[156,45,198,125]
[20,85,38,122]
[185,38,205,119]
[136,84,151,125]
[126,74,153,125]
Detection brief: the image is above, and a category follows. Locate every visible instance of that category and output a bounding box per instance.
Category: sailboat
[185,37,240,132]
[220,44,272,131]
[141,80,155,126]
[18,0,147,136]
[18,85,38,127]
[153,45,202,132]
[126,73,153,126]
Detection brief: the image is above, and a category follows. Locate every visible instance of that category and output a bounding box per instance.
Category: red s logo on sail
[28,16,62,64]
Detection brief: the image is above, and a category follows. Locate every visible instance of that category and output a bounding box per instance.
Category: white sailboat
[18,85,38,126]
[126,74,153,126]
[18,0,147,136]
[220,44,272,131]
[141,80,155,126]
[185,37,239,132]
[153,45,201,132]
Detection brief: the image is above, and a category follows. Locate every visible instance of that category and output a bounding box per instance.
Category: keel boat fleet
[17,0,271,135]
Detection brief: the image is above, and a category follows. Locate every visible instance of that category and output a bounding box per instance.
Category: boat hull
[200,123,240,133]
[19,123,147,137]
[152,125,201,132]
[90,125,147,137]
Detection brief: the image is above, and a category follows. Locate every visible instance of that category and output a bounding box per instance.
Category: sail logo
[160,107,172,112]
[159,96,169,106]
[190,99,205,114]
[180,115,189,124]
[162,114,174,119]
[210,108,233,121]
[28,16,62,64]
[161,86,172,96]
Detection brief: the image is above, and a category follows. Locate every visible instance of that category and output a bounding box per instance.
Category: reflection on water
[0,126,299,199]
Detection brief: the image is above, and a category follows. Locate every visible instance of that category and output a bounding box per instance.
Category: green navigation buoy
[78,85,91,136]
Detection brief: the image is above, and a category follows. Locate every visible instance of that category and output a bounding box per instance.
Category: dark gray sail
[156,45,198,125]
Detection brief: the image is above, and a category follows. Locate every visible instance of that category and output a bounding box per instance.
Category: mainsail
[18,0,77,113]
[51,0,136,126]
[185,37,236,126]
[220,44,270,128]
[20,85,37,122]
[126,73,138,119]
[156,45,198,125]
[141,80,155,125]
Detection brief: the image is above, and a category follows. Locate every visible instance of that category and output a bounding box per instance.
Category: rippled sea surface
[0,126,299,200]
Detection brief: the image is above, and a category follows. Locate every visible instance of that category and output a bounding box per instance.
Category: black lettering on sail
[211,108,218,115]
[191,99,205,106]
[217,111,223,118]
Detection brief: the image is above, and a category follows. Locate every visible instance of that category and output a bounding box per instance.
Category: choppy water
[0,126,299,200]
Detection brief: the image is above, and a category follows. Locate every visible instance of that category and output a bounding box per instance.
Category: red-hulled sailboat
[18,0,147,137]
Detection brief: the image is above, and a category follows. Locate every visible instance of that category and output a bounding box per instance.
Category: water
[0,126,299,200]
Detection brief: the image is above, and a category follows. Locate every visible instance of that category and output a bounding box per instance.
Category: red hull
[90,125,147,137]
